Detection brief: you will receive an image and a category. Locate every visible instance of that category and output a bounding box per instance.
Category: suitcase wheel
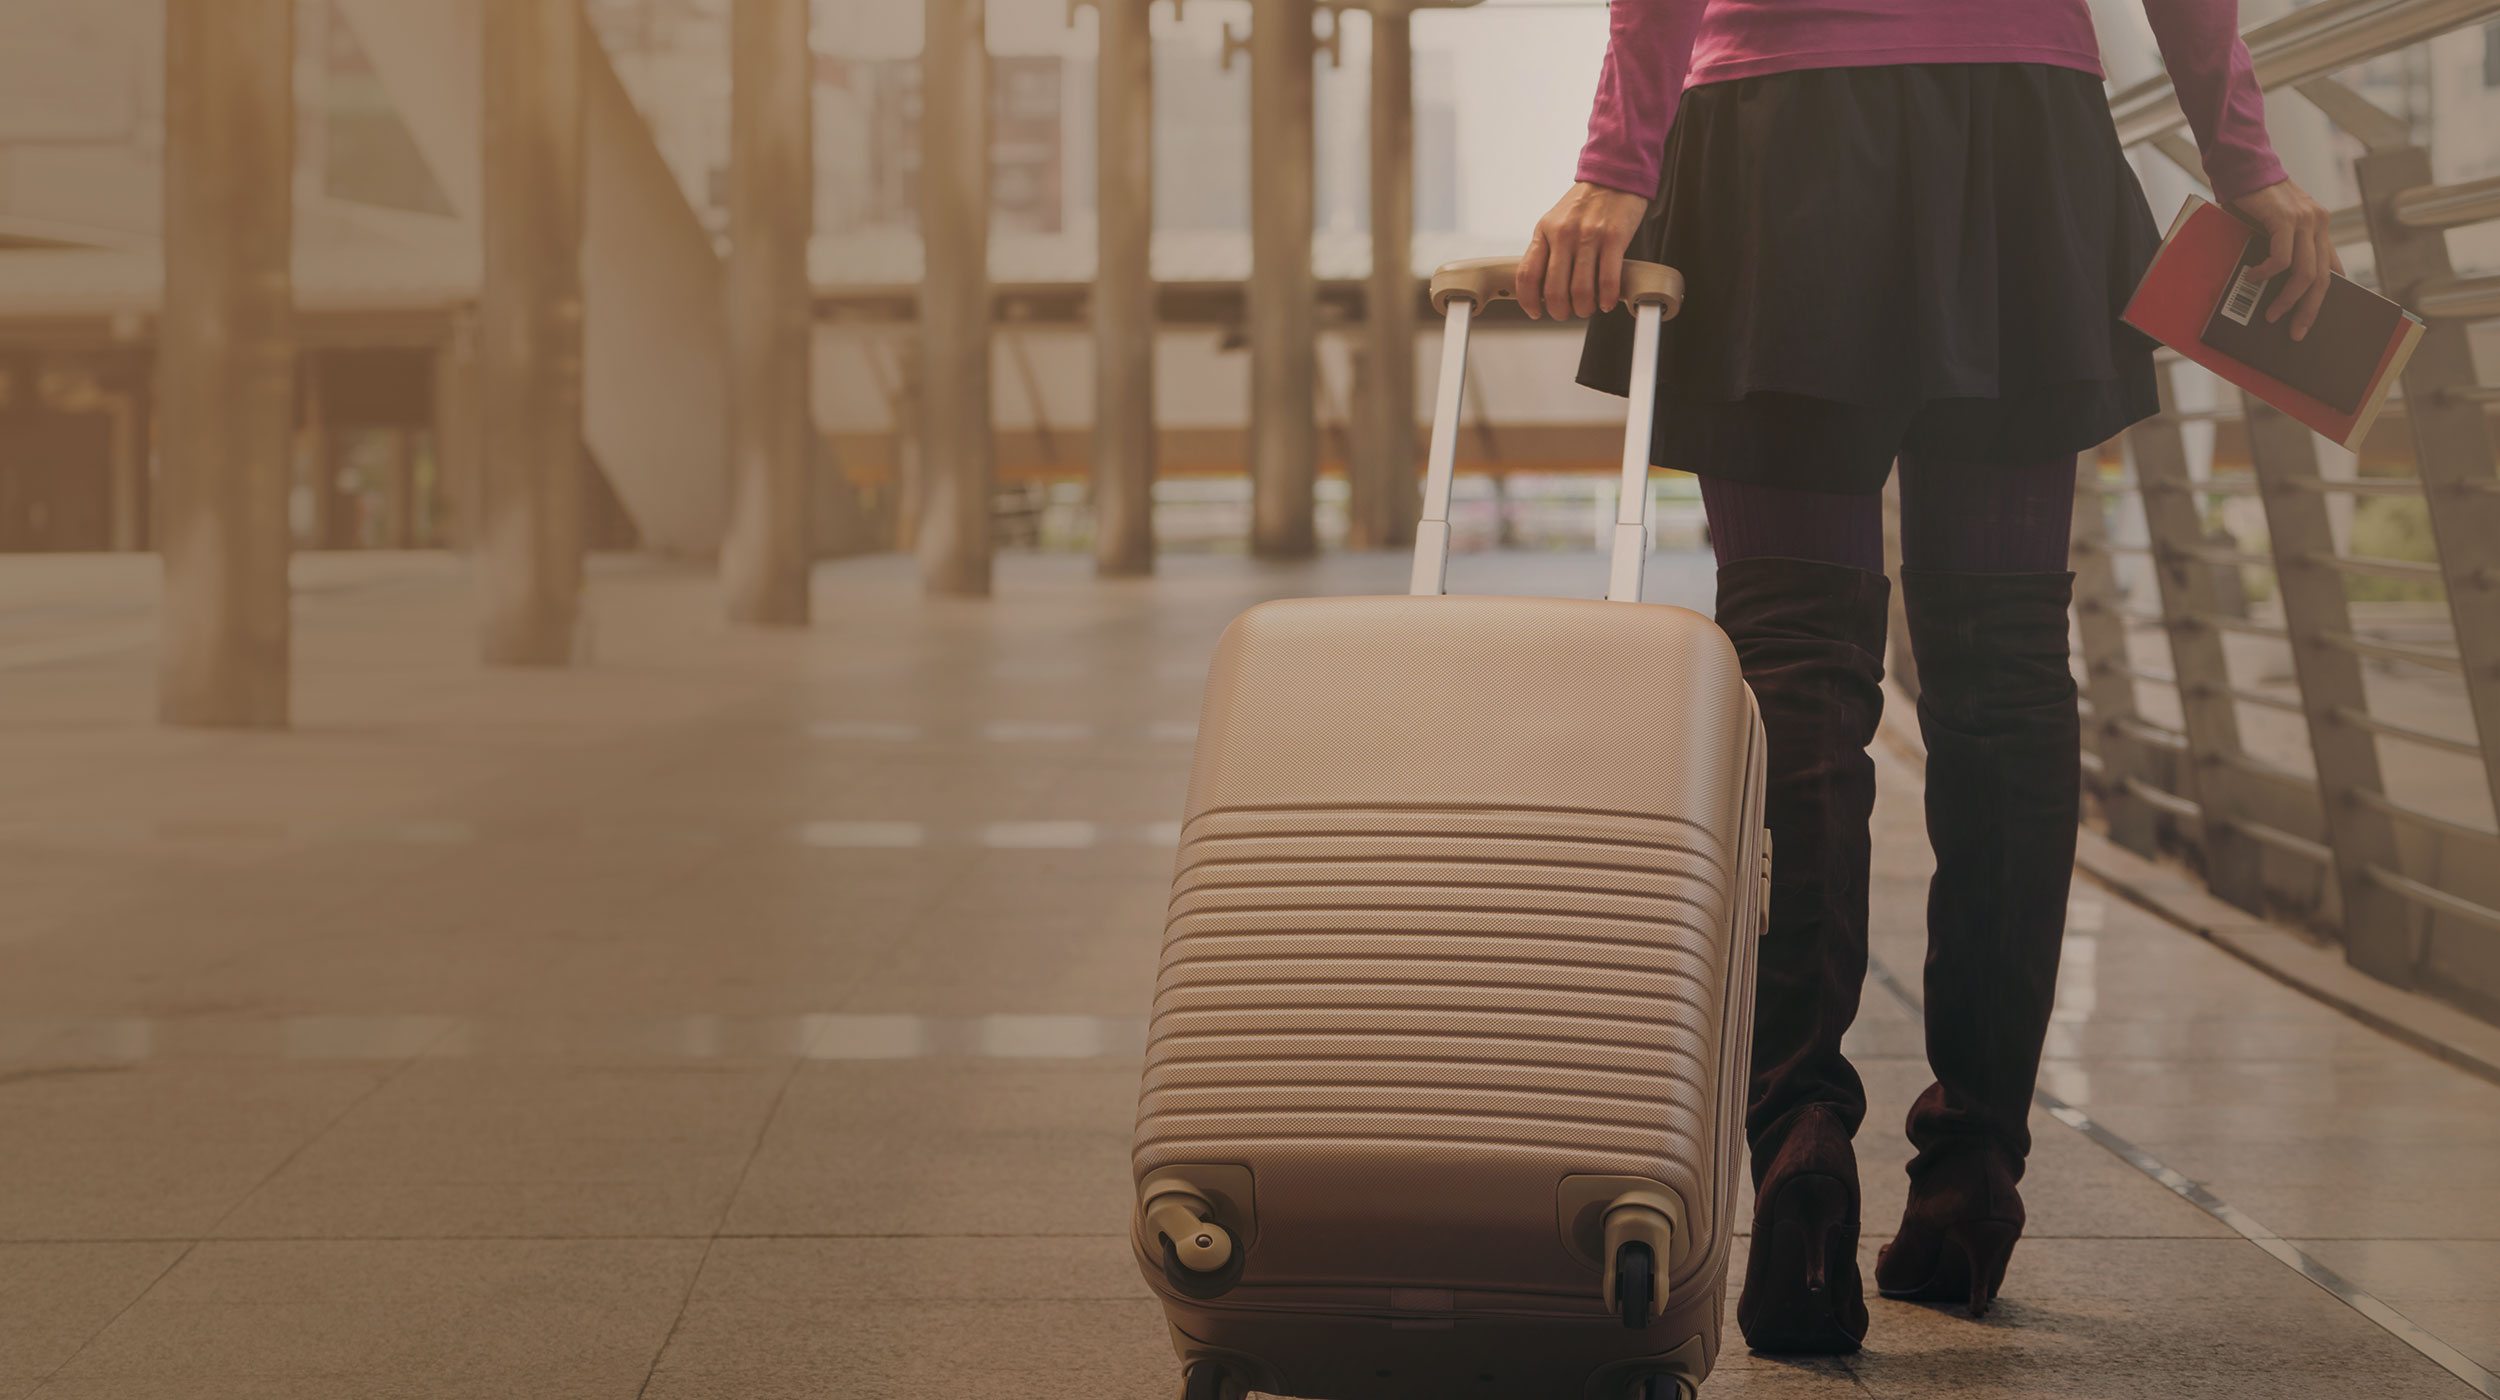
[1159,1228,1246,1299]
[1633,1375,1692,1400]
[1614,1242,1657,1329]
[1144,1187,1245,1299]
[1179,1361,1239,1400]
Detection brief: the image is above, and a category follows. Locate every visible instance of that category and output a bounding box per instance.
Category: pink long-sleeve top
[1577,0,2287,203]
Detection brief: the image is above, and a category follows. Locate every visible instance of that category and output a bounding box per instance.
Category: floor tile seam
[705,1231,1133,1239]
[182,1025,456,1237]
[1865,954,2500,1399]
[24,1027,454,1391]
[7,1235,735,1247]
[14,1236,200,1400]
[634,1047,814,1399]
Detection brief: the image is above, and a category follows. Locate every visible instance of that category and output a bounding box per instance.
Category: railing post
[722,0,816,624]
[2069,463,2159,855]
[1246,0,1320,559]
[1091,0,1158,576]
[158,0,295,727]
[919,0,995,596]
[2356,145,2500,829]
[478,0,588,664]
[2241,391,2420,980]
[1353,0,1420,551]
[2129,366,2268,911]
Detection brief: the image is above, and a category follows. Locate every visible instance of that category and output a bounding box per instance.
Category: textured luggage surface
[1134,595,1765,1400]
[1129,257,1757,1400]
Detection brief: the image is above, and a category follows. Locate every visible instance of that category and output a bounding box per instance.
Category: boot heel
[1945,1219,2022,1318]
[1784,1174,1850,1297]
[1737,1171,1865,1355]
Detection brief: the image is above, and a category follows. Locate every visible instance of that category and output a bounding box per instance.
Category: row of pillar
[157,0,1421,724]
[159,0,817,727]
[921,0,1427,596]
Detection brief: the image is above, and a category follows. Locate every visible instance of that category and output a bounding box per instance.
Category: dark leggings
[1700,453,2078,575]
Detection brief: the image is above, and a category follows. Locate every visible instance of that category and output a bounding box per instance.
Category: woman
[1516,0,2331,1357]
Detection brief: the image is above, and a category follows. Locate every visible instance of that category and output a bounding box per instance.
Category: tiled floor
[0,548,2494,1398]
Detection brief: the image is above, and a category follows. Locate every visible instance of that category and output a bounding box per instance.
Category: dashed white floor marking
[809,721,922,741]
[796,821,927,848]
[980,821,1101,849]
[982,721,1095,742]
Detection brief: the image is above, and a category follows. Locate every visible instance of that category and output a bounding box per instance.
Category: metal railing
[2073,0,2500,1011]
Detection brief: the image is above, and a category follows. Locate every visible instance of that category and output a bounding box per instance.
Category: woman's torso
[1685,0,2105,87]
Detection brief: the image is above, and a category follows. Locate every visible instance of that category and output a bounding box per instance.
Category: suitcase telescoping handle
[1411,256,1684,602]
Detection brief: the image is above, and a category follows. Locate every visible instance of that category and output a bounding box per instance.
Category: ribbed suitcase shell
[1133,592,1766,1400]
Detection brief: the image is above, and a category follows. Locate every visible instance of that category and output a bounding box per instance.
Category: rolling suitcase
[1131,257,1769,1400]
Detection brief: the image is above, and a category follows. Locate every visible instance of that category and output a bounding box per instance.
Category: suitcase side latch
[1758,830,1774,938]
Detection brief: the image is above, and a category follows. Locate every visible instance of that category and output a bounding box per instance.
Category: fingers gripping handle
[1428,256,1683,316]
[1410,279,1667,601]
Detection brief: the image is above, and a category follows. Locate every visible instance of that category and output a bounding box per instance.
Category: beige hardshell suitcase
[1132,258,1769,1400]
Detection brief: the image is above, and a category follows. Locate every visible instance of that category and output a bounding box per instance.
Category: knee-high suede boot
[1714,557,1889,1355]
[1876,569,2081,1317]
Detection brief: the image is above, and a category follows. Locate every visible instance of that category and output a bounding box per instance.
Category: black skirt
[1577,63,2164,494]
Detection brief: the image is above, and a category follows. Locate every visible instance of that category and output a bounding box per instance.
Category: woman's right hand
[1518,182,1651,321]
[2229,177,2343,341]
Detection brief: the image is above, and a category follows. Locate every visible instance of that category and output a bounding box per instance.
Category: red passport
[2122,195,2423,450]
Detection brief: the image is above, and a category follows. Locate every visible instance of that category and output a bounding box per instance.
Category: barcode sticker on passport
[2221,260,2270,326]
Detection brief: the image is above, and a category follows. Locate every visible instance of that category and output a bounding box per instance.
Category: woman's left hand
[1519,183,1651,321]
[2228,178,2344,342]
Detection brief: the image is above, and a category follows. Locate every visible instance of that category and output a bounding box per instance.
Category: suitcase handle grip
[1412,255,1679,603]
[1428,255,1683,316]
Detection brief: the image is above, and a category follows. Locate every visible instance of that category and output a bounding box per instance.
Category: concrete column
[919,0,994,596]
[722,0,815,623]
[434,316,481,551]
[158,0,294,728]
[479,0,588,664]
[388,430,416,547]
[1092,0,1157,576]
[1249,0,1318,559]
[1352,1,1418,549]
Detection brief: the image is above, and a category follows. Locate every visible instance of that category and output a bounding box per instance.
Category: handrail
[2332,705,2484,758]
[2308,551,2446,585]
[2122,775,2206,821]
[2413,272,2500,322]
[2395,173,2500,230]
[2318,631,2466,672]
[2229,816,2336,864]
[2086,0,2500,1020]
[2109,0,2500,147]
[2352,787,2500,845]
[2368,863,2500,931]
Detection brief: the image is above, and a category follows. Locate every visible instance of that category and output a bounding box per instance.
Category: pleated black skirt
[1577,63,2165,494]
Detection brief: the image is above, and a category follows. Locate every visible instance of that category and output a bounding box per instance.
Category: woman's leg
[1699,475,1885,1355]
[1878,451,2081,1316]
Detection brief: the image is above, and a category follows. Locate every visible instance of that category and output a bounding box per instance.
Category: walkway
[0,548,2493,1398]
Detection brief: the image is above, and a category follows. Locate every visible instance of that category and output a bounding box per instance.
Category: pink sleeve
[1574,0,1709,198]
[2139,0,2288,202]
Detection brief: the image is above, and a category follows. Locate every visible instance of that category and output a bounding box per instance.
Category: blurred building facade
[0,2,2496,559]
